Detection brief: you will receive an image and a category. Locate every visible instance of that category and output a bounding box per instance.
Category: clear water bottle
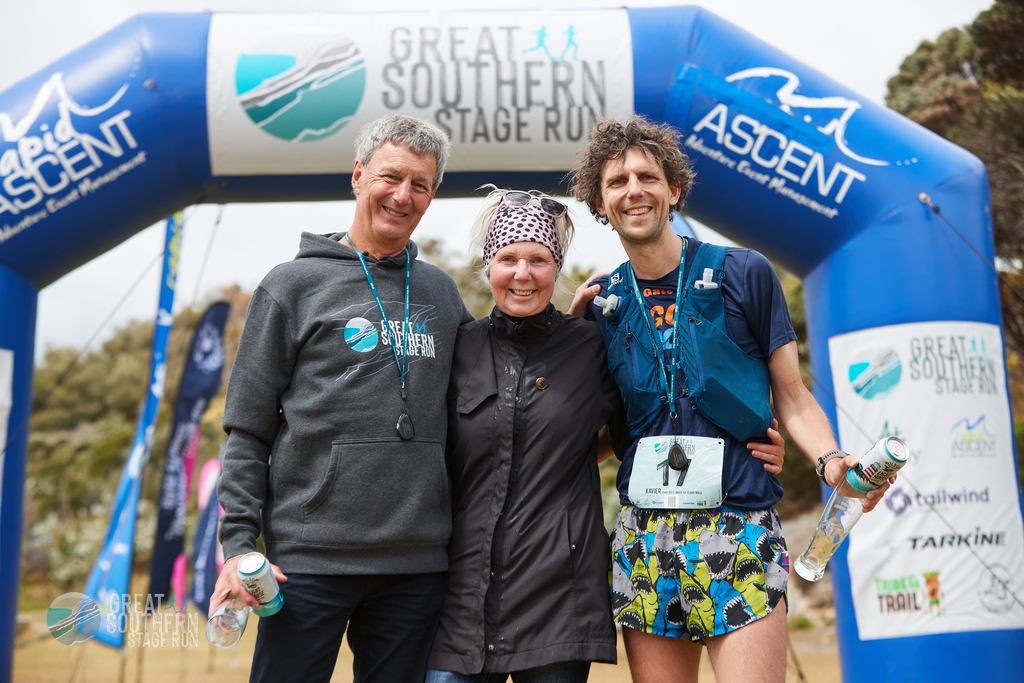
[792,489,865,582]
[205,599,251,649]
[793,437,908,582]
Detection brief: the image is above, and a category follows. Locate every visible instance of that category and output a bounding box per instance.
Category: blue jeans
[250,572,445,683]
[425,661,591,683]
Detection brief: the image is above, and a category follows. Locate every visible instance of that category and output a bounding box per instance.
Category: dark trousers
[250,571,446,683]
[425,661,592,683]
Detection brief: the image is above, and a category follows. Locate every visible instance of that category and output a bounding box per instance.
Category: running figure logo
[521,25,580,61]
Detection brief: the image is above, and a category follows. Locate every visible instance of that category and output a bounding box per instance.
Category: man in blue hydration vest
[568,116,894,683]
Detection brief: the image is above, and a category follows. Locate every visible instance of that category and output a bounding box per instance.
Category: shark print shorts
[610,504,789,641]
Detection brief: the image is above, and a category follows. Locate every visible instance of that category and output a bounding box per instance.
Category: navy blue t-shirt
[587,237,797,510]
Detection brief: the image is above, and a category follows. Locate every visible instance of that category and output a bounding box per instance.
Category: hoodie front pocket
[300,438,450,547]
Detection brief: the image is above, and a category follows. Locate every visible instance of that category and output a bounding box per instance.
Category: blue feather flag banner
[148,301,229,607]
[80,213,182,648]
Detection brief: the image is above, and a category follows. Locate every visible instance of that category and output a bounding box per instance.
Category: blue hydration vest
[602,242,774,443]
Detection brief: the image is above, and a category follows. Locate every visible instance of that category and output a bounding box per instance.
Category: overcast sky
[0,0,993,361]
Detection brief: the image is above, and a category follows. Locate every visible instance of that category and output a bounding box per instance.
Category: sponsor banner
[669,64,919,226]
[207,11,633,175]
[828,321,1024,640]
[81,213,181,648]
[0,348,12,516]
[0,74,147,243]
[148,301,229,605]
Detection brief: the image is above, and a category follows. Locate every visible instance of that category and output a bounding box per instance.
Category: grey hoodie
[218,232,472,575]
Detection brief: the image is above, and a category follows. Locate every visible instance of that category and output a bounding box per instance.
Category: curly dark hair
[569,116,695,225]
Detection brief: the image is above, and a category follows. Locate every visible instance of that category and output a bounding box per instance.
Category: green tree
[22,289,252,593]
[887,0,1024,484]
[886,0,1024,350]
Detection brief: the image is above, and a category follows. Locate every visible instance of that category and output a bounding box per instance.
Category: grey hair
[470,184,575,277]
[354,115,451,190]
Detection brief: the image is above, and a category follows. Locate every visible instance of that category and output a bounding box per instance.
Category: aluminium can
[845,436,909,494]
[237,552,284,617]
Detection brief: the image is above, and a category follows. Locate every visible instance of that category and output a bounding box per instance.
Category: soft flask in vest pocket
[679,310,773,443]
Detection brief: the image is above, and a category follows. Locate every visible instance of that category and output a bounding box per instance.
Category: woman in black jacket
[426,188,783,683]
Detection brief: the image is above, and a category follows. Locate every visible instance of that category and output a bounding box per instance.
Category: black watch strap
[815,450,846,483]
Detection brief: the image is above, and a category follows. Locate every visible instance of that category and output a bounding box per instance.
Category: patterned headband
[482,204,563,271]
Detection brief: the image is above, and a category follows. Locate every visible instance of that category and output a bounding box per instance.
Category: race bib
[627,435,724,509]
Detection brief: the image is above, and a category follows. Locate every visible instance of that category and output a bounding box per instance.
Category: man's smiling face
[349,141,437,259]
[596,146,681,248]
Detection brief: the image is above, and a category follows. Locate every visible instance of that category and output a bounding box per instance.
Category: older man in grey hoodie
[211,115,472,683]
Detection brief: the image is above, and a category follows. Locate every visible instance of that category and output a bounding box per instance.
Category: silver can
[237,552,283,617]
[845,436,909,494]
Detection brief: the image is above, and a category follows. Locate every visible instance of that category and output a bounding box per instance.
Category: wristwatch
[815,450,847,483]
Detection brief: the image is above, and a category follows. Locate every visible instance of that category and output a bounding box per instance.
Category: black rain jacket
[428,304,628,674]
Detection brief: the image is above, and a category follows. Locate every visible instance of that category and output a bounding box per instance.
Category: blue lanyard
[346,235,411,398]
[626,238,687,424]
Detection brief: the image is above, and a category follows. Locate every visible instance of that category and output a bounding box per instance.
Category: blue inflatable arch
[1,8,1021,682]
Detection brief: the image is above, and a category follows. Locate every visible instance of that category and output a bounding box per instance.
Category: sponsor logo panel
[830,322,1024,639]
[847,346,901,400]
[207,12,635,175]
[236,36,366,143]
[680,66,909,220]
[0,72,147,244]
[950,414,997,458]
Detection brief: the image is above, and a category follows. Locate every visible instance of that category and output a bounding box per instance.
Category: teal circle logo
[848,347,902,400]
[47,592,101,646]
[344,317,379,352]
[235,37,366,142]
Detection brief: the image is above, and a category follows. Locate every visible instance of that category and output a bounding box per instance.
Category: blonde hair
[470,185,575,274]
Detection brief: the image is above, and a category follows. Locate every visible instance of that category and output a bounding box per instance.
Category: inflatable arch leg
[0,7,1022,682]
[0,267,35,680]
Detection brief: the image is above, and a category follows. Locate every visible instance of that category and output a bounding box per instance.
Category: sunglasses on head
[501,190,568,218]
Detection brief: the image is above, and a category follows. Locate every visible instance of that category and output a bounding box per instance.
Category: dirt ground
[15,509,840,682]
[12,622,841,683]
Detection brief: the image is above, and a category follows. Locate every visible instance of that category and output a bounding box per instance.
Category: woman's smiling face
[488,242,559,318]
